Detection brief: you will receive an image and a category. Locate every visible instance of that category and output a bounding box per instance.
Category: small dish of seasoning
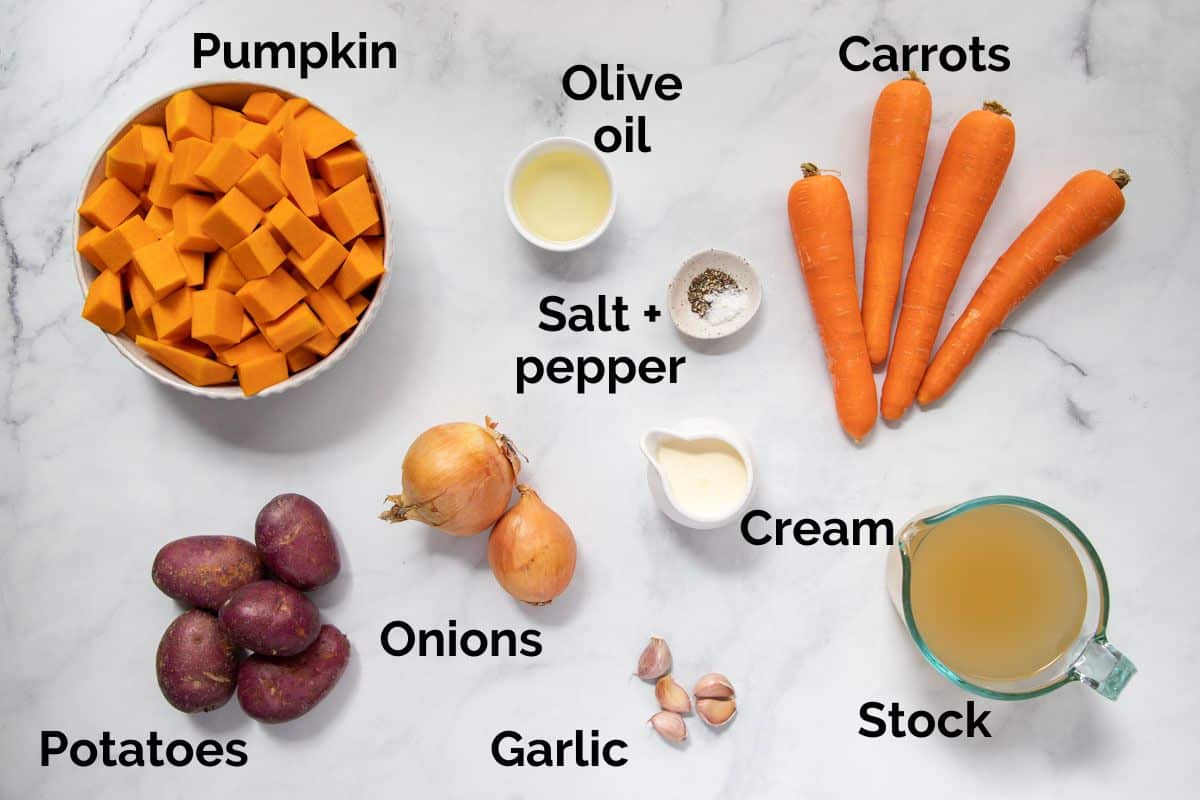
[667,249,762,340]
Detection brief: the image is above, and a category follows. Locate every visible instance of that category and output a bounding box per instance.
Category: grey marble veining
[2,0,1198,797]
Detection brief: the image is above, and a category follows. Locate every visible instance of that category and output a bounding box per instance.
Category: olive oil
[908,504,1087,682]
[511,148,612,243]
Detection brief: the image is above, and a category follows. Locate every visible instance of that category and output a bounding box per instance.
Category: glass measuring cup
[885,496,1136,701]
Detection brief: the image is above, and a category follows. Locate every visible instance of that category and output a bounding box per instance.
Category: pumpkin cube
[237,351,288,396]
[76,227,107,269]
[268,97,309,131]
[205,250,246,293]
[165,89,213,142]
[161,232,205,286]
[131,239,188,300]
[348,293,369,317]
[136,336,234,386]
[280,119,318,216]
[285,346,319,372]
[194,139,256,193]
[315,144,368,189]
[233,122,282,162]
[123,306,155,340]
[300,324,339,356]
[104,127,147,191]
[172,194,218,252]
[216,333,276,367]
[294,107,355,159]
[127,268,157,318]
[169,137,214,191]
[259,302,321,352]
[212,106,248,140]
[306,285,357,337]
[91,215,157,272]
[81,270,125,333]
[146,152,187,209]
[150,286,194,341]
[236,268,306,324]
[266,198,324,257]
[238,313,256,340]
[318,175,379,243]
[137,124,169,173]
[144,205,174,237]
[79,177,140,231]
[334,237,386,298]
[201,188,262,250]
[191,289,245,347]
[236,155,287,208]
[228,225,286,279]
[242,91,286,123]
[291,234,348,288]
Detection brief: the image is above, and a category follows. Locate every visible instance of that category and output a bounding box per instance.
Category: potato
[156,609,238,713]
[152,535,264,610]
[254,494,340,590]
[237,624,350,723]
[219,580,320,656]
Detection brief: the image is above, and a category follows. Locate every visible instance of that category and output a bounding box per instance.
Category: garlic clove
[655,674,692,714]
[649,710,687,744]
[636,636,672,681]
[693,672,735,700]
[696,698,737,727]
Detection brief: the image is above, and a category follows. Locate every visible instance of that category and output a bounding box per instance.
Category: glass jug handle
[1070,637,1136,700]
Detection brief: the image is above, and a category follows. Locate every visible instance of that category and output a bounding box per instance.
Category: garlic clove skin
[636,636,672,681]
[693,672,735,700]
[649,710,687,743]
[696,698,737,727]
[655,674,692,714]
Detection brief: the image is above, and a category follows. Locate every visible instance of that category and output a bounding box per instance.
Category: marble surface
[2,0,1198,797]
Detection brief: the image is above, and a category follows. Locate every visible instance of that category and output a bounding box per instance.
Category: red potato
[237,624,350,723]
[152,535,264,610]
[156,609,238,713]
[254,494,341,590]
[219,580,320,656]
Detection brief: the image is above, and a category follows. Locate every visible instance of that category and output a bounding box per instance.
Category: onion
[381,417,522,536]
[488,485,576,605]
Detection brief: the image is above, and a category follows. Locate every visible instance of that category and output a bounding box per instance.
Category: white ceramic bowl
[503,136,616,252]
[667,249,762,340]
[74,82,392,399]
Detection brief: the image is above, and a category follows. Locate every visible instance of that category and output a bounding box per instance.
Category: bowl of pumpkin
[74,82,392,398]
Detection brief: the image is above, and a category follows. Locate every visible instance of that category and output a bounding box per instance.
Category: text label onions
[488,485,577,605]
[381,417,522,536]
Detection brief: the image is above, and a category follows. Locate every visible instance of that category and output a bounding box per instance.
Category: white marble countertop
[2,0,1197,797]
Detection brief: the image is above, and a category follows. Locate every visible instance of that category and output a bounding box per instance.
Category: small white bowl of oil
[640,417,755,530]
[504,137,616,252]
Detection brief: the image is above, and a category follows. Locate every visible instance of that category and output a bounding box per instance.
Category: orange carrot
[787,163,877,442]
[918,169,1129,405]
[863,71,931,367]
[881,100,1015,420]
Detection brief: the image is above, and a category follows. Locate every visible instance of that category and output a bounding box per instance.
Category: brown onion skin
[488,485,576,604]
[397,421,519,536]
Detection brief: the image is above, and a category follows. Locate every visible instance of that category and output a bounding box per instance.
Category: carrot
[863,71,932,366]
[787,163,877,442]
[918,169,1129,405]
[880,101,1015,420]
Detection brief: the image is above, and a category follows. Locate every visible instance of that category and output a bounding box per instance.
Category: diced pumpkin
[131,239,188,300]
[164,89,213,142]
[237,351,289,396]
[172,194,218,252]
[265,198,324,257]
[280,119,319,216]
[191,289,245,347]
[238,313,256,341]
[79,178,140,231]
[306,285,357,337]
[76,227,107,269]
[150,286,194,341]
[127,268,157,318]
[205,250,246,293]
[347,293,369,317]
[294,107,355,159]
[215,333,276,367]
[228,225,286,279]
[233,122,282,162]
[212,106,248,140]
[285,346,319,372]
[334,237,386,298]
[300,324,339,356]
[236,268,306,325]
[242,91,286,123]
[137,124,169,174]
[91,215,157,272]
[236,154,287,209]
[105,127,147,191]
[200,188,262,250]
[144,204,174,237]
[318,175,379,243]
[81,270,125,333]
[291,234,348,288]
[194,139,256,193]
[315,144,368,189]
[136,335,234,386]
[267,97,309,132]
[147,152,187,209]
[169,137,214,192]
[259,302,321,352]
[123,306,155,340]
